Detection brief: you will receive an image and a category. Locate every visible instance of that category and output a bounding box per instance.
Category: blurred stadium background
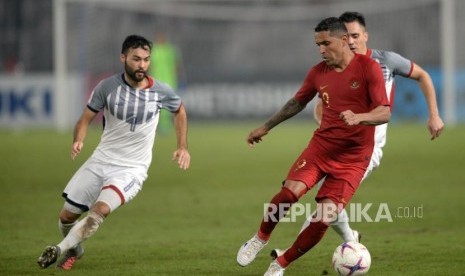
[0,0,464,129]
[1,1,465,275]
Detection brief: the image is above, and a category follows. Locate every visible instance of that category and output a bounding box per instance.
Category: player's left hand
[247,126,269,147]
[172,148,190,170]
[427,115,444,140]
[340,110,360,126]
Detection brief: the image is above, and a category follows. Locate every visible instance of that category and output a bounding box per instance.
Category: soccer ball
[332,242,371,275]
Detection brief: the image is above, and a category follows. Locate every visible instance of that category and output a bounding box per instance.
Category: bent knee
[59,208,81,223]
[283,180,308,198]
[91,201,112,218]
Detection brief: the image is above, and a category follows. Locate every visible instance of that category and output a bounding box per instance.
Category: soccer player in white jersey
[37,35,190,270]
[270,11,444,262]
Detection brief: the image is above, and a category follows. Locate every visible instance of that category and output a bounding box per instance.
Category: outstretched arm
[340,105,391,126]
[172,104,190,170]
[409,63,444,140]
[72,107,98,160]
[247,97,307,147]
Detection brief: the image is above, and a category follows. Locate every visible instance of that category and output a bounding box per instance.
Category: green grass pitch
[1,121,464,275]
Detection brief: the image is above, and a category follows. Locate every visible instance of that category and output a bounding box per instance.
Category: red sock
[257,187,298,241]
[277,220,329,267]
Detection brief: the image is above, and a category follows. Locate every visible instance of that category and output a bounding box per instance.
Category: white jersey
[369,49,413,166]
[87,73,181,172]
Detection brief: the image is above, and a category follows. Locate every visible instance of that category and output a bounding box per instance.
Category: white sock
[57,211,104,253]
[59,219,80,249]
[330,209,355,242]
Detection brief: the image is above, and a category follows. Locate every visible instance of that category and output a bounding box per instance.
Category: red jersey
[294,54,389,163]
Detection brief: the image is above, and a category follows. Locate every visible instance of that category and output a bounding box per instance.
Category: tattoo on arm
[264,98,306,130]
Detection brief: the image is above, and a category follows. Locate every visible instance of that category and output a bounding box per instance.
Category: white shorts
[62,157,147,212]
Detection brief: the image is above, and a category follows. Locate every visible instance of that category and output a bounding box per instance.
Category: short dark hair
[339,11,366,28]
[314,17,347,36]
[121,35,152,55]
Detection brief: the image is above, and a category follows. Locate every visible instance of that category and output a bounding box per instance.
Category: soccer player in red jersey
[300,10,444,250]
[236,17,391,275]
[270,11,445,260]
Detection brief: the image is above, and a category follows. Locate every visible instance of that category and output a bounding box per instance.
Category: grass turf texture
[1,121,464,275]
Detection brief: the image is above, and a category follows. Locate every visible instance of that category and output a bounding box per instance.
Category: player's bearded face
[123,47,150,83]
[124,60,146,82]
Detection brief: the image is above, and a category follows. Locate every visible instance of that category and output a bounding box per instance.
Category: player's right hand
[247,126,269,148]
[71,141,84,160]
[172,148,191,170]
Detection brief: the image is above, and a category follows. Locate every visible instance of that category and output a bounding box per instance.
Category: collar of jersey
[121,73,153,89]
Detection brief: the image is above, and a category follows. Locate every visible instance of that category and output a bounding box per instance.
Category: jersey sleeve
[366,60,390,107]
[384,51,413,77]
[294,67,318,104]
[158,82,182,112]
[87,79,107,113]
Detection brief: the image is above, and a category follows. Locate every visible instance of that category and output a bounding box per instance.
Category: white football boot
[264,260,285,276]
[237,235,267,266]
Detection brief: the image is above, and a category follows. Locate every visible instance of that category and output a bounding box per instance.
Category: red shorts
[286,142,370,207]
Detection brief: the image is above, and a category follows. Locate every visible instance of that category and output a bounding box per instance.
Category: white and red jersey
[86,73,181,173]
[367,49,413,167]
